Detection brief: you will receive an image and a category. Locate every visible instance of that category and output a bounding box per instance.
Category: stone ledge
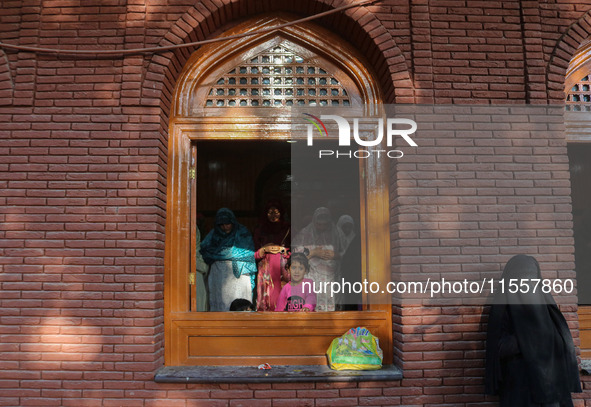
[154,364,403,383]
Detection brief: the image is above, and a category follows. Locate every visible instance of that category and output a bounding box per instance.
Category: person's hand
[265,245,282,254]
[319,249,334,260]
[309,247,322,258]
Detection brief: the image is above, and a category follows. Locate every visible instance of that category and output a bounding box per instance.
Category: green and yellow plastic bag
[326,327,383,370]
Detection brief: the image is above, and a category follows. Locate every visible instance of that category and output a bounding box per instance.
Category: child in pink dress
[275,253,316,312]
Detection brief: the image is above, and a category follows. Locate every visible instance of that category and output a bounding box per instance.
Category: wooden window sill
[154,364,403,383]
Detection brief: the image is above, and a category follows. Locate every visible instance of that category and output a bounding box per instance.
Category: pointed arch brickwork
[0,50,13,106]
[547,7,591,103]
[140,0,413,129]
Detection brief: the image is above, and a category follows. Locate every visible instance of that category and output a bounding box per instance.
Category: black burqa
[485,254,581,406]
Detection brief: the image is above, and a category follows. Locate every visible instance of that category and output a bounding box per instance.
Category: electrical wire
[0,0,382,56]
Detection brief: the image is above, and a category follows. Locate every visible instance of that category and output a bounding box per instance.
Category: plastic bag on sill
[326,327,383,371]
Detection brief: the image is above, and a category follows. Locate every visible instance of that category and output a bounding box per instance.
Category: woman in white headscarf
[292,207,346,311]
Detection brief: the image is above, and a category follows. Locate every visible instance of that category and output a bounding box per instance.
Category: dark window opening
[192,140,362,312]
[568,143,591,305]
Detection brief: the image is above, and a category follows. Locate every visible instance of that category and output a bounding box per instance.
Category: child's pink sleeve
[275,285,288,312]
[255,248,264,261]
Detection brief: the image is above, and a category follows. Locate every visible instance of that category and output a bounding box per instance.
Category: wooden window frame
[164,14,393,366]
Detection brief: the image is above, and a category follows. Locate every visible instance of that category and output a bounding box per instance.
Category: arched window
[165,14,391,366]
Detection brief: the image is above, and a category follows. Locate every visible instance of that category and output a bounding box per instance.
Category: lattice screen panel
[205,46,351,107]
[567,75,591,111]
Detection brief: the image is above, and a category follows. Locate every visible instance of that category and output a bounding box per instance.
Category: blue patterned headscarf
[200,208,257,278]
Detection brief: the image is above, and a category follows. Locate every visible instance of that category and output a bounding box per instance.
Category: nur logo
[303,114,418,159]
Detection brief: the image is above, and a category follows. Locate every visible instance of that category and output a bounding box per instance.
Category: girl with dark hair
[275,252,316,312]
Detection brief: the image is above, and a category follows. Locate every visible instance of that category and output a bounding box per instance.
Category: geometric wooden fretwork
[205,45,351,107]
[566,74,591,111]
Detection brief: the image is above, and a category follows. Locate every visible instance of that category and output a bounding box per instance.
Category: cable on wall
[0,0,383,56]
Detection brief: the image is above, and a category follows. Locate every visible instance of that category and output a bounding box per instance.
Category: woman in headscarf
[338,215,362,311]
[292,207,346,311]
[336,215,356,255]
[254,200,291,311]
[200,208,257,312]
[485,254,581,406]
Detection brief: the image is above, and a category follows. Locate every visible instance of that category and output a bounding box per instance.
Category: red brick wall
[2,0,591,405]
[389,103,579,406]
